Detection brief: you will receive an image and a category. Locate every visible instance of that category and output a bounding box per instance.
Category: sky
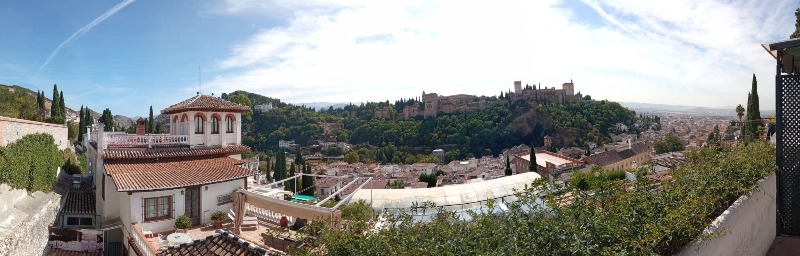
[0,0,795,116]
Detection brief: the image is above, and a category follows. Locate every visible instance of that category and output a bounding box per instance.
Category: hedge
[0,133,63,192]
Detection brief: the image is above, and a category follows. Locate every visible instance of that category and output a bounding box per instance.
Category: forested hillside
[224,91,644,162]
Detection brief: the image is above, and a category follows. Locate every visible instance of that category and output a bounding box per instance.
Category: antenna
[198,65,202,95]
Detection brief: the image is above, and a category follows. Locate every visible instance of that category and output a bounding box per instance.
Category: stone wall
[0,184,62,256]
[0,116,69,150]
[679,172,776,256]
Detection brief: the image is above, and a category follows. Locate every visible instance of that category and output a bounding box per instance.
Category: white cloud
[202,0,792,109]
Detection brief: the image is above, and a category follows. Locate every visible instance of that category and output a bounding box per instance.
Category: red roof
[103,145,250,160]
[161,95,250,114]
[105,157,254,191]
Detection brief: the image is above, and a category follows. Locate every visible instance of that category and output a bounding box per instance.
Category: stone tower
[514,81,522,94]
[422,92,439,117]
[562,80,575,96]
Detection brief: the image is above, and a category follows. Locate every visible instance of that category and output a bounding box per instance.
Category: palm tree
[735,104,745,123]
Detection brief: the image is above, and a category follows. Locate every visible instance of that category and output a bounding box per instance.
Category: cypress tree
[529,146,537,173]
[78,106,85,143]
[287,162,296,192]
[505,154,512,176]
[302,163,314,196]
[50,84,59,123]
[745,74,761,139]
[58,91,65,123]
[148,106,154,134]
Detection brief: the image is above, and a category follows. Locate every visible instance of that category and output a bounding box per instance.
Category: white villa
[84,94,255,255]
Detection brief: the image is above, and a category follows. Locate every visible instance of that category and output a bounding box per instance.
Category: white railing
[131,224,159,256]
[247,204,293,226]
[105,134,188,148]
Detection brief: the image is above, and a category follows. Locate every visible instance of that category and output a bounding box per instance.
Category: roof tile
[103,145,250,160]
[105,157,254,191]
[161,95,250,114]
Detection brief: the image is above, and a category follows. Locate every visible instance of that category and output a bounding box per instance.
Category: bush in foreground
[290,143,776,255]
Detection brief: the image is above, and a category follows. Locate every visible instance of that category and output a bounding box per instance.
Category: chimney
[136,117,146,135]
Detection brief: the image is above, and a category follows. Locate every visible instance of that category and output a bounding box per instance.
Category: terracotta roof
[62,191,96,214]
[161,95,250,114]
[631,142,650,155]
[105,157,254,191]
[585,150,623,167]
[315,177,342,189]
[617,149,636,160]
[103,145,250,160]
[46,249,101,256]
[157,231,267,256]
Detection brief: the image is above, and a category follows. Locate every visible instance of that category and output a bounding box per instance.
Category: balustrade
[103,134,188,148]
[130,224,159,256]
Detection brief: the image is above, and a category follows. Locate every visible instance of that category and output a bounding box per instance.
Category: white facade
[169,111,242,147]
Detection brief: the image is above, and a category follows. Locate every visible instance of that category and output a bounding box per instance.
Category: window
[211,117,220,134]
[66,217,93,226]
[225,116,234,133]
[143,196,172,222]
[194,116,204,134]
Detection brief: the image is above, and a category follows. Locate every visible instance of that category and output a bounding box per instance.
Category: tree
[301,163,315,196]
[148,106,154,134]
[529,147,537,173]
[78,106,85,143]
[583,95,592,100]
[287,162,297,192]
[792,8,800,39]
[101,109,114,131]
[505,154,512,176]
[50,84,60,123]
[389,180,404,189]
[343,152,360,164]
[231,93,253,121]
[654,134,685,154]
[58,91,65,123]
[745,74,761,140]
[735,104,744,123]
[274,150,286,182]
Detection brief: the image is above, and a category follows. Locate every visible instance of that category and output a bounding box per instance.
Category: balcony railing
[105,134,188,148]
[248,204,293,226]
[129,224,159,256]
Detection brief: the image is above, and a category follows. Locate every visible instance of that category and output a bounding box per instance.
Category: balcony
[129,221,292,255]
[106,134,188,148]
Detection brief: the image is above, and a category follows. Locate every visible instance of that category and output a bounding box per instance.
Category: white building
[84,94,254,255]
[278,140,296,148]
[254,102,273,112]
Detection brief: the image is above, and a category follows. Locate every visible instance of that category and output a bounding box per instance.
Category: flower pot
[214,220,222,228]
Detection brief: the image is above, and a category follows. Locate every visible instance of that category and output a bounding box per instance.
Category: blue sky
[0,0,795,116]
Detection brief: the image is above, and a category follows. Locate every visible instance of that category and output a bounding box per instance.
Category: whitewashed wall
[679,172,776,256]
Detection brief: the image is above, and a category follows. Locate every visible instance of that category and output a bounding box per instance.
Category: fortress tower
[422,92,439,117]
[514,81,522,94]
[562,80,575,96]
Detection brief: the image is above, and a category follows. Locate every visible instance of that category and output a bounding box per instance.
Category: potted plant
[211,211,226,228]
[174,215,192,232]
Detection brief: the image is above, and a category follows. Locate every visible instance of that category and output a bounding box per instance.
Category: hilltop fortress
[392,80,582,119]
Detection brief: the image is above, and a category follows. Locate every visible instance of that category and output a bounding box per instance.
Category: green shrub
[175,215,192,229]
[62,159,81,175]
[211,211,227,221]
[0,133,62,192]
[290,143,776,255]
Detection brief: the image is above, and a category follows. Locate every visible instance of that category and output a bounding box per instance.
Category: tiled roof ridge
[103,145,250,160]
[157,230,268,256]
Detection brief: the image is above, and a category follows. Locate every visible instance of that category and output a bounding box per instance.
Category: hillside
[0,84,80,121]
[224,91,647,162]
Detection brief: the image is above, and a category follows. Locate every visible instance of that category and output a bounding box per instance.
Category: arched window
[226,116,234,133]
[194,116,204,134]
[211,116,220,134]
